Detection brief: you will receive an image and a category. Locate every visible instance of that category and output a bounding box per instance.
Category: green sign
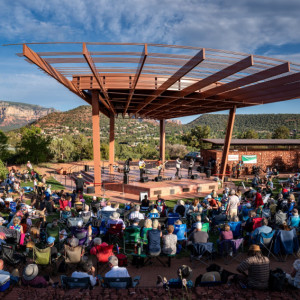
[242,155,257,164]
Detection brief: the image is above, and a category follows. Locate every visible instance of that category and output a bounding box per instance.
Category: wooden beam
[92,91,101,194]
[160,119,166,166]
[145,55,253,117]
[83,43,115,114]
[219,106,236,181]
[124,44,148,115]
[134,49,205,114]
[109,115,115,174]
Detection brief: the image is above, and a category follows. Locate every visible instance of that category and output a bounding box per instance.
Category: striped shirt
[129,211,144,220]
[237,255,270,289]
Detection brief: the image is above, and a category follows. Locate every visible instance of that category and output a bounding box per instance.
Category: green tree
[0,159,7,180]
[16,126,52,164]
[0,130,8,161]
[182,125,211,148]
[272,126,290,139]
[238,129,258,139]
[100,143,109,160]
[49,136,75,162]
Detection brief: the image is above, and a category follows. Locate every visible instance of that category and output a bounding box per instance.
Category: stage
[82,164,219,198]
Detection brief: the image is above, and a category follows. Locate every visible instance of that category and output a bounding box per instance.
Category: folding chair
[46,225,60,243]
[90,243,114,273]
[67,217,84,228]
[107,223,123,244]
[252,218,263,230]
[1,244,25,266]
[273,228,299,261]
[71,227,89,246]
[201,222,210,233]
[60,210,72,222]
[61,275,91,290]
[190,242,214,266]
[59,199,69,211]
[167,213,180,225]
[228,221,242,238]
[218,238,244,265]
[102,276,140,289]
[140,227,152,245]
[258,231,277,260]
[123,227,141,254]
[100,211,114,222]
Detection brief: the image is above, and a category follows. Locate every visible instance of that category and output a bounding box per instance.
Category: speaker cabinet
[155,176,162,182]
[140,177,149,183]
[191,174,198,179]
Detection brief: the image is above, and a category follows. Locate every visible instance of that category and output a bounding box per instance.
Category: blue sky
[0,0,300,124]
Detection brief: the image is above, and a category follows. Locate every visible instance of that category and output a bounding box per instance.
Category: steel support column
[160,119,166,167]
[92,91,101,194]
[219,106,236,181]
[109,115,115,174]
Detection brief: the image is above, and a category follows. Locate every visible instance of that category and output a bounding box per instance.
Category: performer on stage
[139,157,146,181]
[188,158,194,177]
[175,157,182,178]
[156,158,163,177]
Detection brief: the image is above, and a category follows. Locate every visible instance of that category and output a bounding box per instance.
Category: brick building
[201,139,300,174]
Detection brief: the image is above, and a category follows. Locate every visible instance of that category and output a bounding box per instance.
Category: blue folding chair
[9,202,17,214]
[258,230,277,260]
[228,221,242,239]
[288,215,300,228]
[148,213,159,219]
[167,213,180,225]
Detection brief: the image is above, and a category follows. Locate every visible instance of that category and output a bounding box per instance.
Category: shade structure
[14,42,300,120]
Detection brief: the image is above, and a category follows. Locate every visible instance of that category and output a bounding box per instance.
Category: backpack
[116,253,128,267]
[269,268,286,291]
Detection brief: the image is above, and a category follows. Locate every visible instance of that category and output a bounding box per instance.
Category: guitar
[139,162,152,169]
[156,161,168,170]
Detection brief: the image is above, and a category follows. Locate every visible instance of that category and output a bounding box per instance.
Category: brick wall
[202,149,300,173]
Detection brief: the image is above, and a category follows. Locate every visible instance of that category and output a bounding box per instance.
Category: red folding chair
[107,224,123,244]
[252,218,262,230]
[59,199,70,211]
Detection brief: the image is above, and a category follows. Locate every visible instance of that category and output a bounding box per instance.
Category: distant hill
[0,101,56,131]
[187,114,300,138]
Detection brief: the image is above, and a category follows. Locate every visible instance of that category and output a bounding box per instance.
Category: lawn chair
[1,244,25,267]
[33,246,51,268]
[64,244,83,265]
[140,227,152,245]
[258,231,277,260]
[100,211,114,222]
[46,225,60,243]
[90,243,114,273]
[61,275,91,290]
[218,238,244,265]
[228,221,242,239]
[273,228,299,261]
[67,217,83,228]
[71,227,89,246]
[123,227,141,254]
[59,199,69,211]
[107,223,123,244]
[201,222,210,233]
[252,217,263,230]
[102,276,140,289]
[167,213,180,225]
[190,242,214,266]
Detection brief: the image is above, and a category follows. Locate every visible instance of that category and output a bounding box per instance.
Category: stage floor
[85,165,219,197]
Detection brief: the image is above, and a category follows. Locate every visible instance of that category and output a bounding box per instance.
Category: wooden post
[219,106,236,181]
[92,91,101,194]
[109,114,115,174]
[160,119,166,166]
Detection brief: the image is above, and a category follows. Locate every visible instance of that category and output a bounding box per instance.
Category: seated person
[244,210,257,233]
[140,218,152,244]
[162,225,177,255]
[105,255,130,278]
[47,236,58,260]
[46,219,60,242]
[45,198,57,214]
[288,209,300,228]
[90,237,113,263]
[158,265,193,288]
[101,201,115,212]
[127,218,140,229]
[79,205,92,224]
[219,224,233,241]
[188,222,208,247]
[237,244,270,290]
[72,220,92,246]
[274,209,287,227]
[173,200,185,218]
[147,219,162,255]
[107,212,126,229]
[71,261,97,286]
[286,258,300,289]
[0,258,19,284]
[148,208,160,218]
[22,264,52,287]
[90,196,101,211]
[61,206,72,220]
[261,204,271,219]
[250,218,272,243]
[9,217,24,234]
[141,196,150,209]
[207,195,219,215]
[129,205,145,220]
[269,199,277,217]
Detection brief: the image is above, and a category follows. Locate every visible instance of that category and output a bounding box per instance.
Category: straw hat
[77,174,83,178]
[249,244,261,252]
[110,212,120,220]
[23,264,39,281]
[150,208,158,214]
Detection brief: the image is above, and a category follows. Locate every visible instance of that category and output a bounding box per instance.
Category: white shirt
[129,211,144,220]
[71,271,97,286]
[176,159,182,169]
[228,195,240,210]
[139,160,145,168]
[105,266,130,278]
[101,206,115,212]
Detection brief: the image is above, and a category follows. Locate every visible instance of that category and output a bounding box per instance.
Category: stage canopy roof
[12,42,300,119]
[202,138,300,146]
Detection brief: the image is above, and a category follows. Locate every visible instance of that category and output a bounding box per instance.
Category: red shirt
[254,193,263,208]
[209,199,218,209]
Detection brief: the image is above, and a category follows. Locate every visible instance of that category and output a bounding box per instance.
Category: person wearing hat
[22,264,52,287]
[129,205,145,221]
[106,211,125,229]
[74,174,85,194]
[237,244,270,289]
[71,261,97,286]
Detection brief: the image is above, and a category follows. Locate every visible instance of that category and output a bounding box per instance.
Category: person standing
[156,158,163,177]
[175,158,182,178]
[74,174,85,194]
[188,158,194,178]
[139,158,146,181]
[226,189,240,221]
[236,162,241,179]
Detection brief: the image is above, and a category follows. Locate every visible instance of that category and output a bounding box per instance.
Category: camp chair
[140,227,152,245]
[67,217,83,228]
[100,211,114,222]
[61,275,91,290]
[46,225,60,243]
[273,228,299,261]
[148,213,159,219]
[33,246,51,265]
[228,221,242,239]
[201,222,210,233]
[64,244,83,265]
[218,238,244,265]
[71,227,89,246]
[107,223,123,244]
[80,211,91,225]
[1,244,25,266]
[59,199,69,211]
[102,276,140,289]
[123,227,141,254]
[252,217,263,230]
[74,202,84,212]
[190,242,214,266]
[241,207,252,221]
[167,213,180,225]
[60,211,72,222]
[90,243,114,273]
[9,202,17,214]
[258,231,277,260]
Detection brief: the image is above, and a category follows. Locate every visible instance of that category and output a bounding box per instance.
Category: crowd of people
[0,164,299,292]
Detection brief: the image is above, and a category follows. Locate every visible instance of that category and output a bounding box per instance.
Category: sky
[0,0,300,124]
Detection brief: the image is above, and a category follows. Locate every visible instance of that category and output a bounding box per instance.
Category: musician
[156,158,163,176]
[188,158,194,177]
[139,157,146,181]
[175,158,182,178]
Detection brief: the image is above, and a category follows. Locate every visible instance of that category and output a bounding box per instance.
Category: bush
[0,159,8,180]
[166,144,188,159]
